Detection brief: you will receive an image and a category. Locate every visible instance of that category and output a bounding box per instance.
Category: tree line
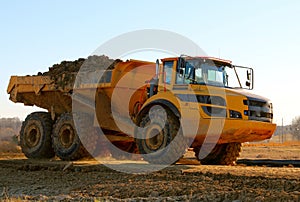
[0,117,22,141]
[291,116,300,140]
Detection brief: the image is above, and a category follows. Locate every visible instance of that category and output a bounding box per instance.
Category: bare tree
[291,116,300,141]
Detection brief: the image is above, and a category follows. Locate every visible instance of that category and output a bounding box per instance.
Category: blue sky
[0,0,299,125]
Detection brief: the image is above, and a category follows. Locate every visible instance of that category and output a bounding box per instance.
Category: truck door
[158,60,175,92]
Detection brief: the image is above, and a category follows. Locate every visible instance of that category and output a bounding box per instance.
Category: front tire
[20,112,55,159]
[135,105,188,164]
[194,143,242,165]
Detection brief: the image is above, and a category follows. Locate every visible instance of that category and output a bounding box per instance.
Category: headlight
[229,110,242,119]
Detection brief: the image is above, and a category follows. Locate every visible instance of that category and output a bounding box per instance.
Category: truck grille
[243,98,273,122]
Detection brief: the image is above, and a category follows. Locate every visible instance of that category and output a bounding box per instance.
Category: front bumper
[183,118,276,144]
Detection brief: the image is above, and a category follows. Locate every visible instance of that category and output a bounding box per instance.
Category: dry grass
[0,141,21,153]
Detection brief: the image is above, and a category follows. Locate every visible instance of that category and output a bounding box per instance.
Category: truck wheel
[194,143,242,165]
[20,112,55,159]
[135,105,188,164]
[52,113,89,161]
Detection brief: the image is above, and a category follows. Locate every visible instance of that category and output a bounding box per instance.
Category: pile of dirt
[41,55,121,89]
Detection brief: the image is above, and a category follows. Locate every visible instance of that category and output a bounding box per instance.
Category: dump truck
[7,55,276,165]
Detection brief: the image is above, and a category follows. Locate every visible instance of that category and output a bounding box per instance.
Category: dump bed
[7,68,115,115]
[7,59,156,117]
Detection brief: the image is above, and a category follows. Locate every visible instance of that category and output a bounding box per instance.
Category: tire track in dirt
[0,156,299,201]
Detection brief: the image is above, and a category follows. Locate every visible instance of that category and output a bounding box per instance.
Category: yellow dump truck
[7,55,276,165]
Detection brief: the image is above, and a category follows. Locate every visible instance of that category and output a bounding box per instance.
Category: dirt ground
[0,143,299,201]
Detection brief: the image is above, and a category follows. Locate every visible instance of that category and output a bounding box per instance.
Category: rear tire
[135,105,188,164]
[20,112,55,159]
[52,113,89,161]
[194,143,242,165]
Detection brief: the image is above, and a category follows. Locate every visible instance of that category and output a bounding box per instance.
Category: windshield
[176,58,253,89]
[177,59,228,87]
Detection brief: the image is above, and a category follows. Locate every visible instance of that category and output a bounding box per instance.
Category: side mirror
[229,65,254,89]
[246,81,251,87]
[247,70,251,80]
[246,68,253,89]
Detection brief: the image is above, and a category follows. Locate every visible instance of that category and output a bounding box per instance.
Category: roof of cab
[161,56,232,66]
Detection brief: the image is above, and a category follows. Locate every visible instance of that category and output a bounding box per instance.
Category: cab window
[163,61,173,84]
[176,61,194,84]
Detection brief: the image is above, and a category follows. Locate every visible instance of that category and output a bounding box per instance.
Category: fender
[136,99,181,124]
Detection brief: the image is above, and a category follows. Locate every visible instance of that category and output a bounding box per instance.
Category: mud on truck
[7,55,276,165]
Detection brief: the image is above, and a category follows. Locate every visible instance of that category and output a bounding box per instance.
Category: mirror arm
[233,65,242,88]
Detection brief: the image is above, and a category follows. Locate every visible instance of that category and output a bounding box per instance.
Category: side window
[163,61,174,84]
[195,68,203,83]
[208,70,216,81]
[208,69,223,83]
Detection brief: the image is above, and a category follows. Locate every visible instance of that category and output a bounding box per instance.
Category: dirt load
[0,143,299,201]
[41,55,120,88]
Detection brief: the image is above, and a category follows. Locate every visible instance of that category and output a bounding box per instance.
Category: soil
[0,143,299,201]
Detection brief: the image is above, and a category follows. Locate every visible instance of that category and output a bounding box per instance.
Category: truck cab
[135,55,276,165]
[149,55,273,124]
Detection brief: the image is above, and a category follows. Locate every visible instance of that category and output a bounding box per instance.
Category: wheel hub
[25,124,41,148]
[59,125,75,148]
[145,125,165,151]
